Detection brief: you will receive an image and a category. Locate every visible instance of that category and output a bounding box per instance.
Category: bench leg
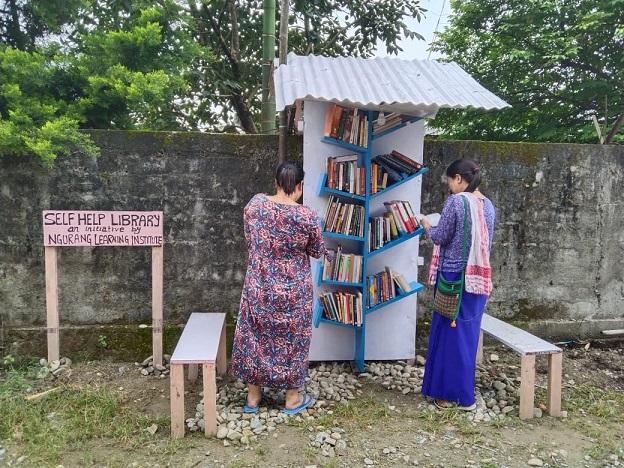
[203,362,217,436]
[519,354,536,420]
[476,331,484,365]
[547,352,563,417]
[188,364,198,382]
[170,364,185,439]
[216,322,227,375]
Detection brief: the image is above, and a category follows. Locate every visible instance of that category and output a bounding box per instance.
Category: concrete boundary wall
[0,132,622,358]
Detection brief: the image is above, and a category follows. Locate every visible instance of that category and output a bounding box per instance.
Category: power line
[427,0,447,60]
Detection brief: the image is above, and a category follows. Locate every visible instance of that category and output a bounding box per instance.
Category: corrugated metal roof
[274,53,510,117]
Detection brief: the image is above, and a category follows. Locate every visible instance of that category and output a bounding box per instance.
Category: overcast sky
[374,0,452,60]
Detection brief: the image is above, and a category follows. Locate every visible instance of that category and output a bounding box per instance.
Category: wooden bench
[477,313,563,420]
[170,312,227,438]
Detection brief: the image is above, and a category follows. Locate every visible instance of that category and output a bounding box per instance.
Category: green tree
[1,0,429,166]
[0,45,100,166]
[431,0,624,143]
[186,0,427,133]
[0,1,212,165]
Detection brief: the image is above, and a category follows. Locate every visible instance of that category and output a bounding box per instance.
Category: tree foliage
[1,0,428,164]
[431,0,624,143]
[186,0,427,133]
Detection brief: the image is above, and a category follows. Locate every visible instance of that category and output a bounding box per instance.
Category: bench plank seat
[481,314,561,356]
[170,312,227,439]
[477,313,562,420]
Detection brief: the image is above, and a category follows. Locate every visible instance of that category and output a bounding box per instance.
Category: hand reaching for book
[323,248,335,263]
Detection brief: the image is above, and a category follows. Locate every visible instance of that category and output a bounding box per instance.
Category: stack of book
[322,245,363,284]
[323,195,365,237]
[383,200,419,235]
[318,291,363,327]
[325,154,366,196]
[366,266,412,308]
[368,200,419,252]
[323,104,369,148]
[372,150,425,186]
[372,113,404,135]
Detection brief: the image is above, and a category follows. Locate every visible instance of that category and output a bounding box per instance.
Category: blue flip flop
[243,390,264,413]
[283,393,314,415]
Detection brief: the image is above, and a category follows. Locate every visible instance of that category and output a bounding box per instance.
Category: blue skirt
[421,271,487,406]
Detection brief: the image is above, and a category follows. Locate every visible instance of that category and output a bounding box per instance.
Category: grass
[564,384,624,421]
[0,364,168,464]
[329,393,390,430]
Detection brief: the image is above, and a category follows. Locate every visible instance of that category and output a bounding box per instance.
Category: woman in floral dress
[230,161,328,414]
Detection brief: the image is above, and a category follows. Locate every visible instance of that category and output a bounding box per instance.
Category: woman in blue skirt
[420,158,495,410]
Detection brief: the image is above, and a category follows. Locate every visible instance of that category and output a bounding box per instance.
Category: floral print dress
[230,194,326,389]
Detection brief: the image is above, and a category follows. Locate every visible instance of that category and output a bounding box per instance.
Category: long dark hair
[275,161,304,195]
[446,158,482,193]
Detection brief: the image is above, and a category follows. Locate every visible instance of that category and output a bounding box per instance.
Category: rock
[527,458,544,466]
[216,426,228,439]
[146,424,158,435]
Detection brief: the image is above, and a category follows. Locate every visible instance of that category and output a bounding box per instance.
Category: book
[414,212,441,227]
[383,201,408,235]
[400,200,420,231]
[376,153,415,177]
[323,104,336,137]
[390,150,424,171]
[330,105,343,138]
[390,201,414,234]
[372,156,403,184]
[392,271,411,294]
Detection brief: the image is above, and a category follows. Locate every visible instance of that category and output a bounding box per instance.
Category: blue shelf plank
[322,136,368,152]
[367,227,424,258]
[323,231,366,242]
[321,279,364,288]
[370,168,429,201]
[313,299,324,327]
[317,317,362,330]
[317,173,366,200]
[365,281,424,315]
[322,186,366,201]
[317,173,329,197]
[371,116,424,141]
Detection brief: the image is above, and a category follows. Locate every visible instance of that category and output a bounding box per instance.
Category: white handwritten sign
[43,211,163,247]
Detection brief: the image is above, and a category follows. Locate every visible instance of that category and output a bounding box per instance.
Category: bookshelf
[304,101,428,372]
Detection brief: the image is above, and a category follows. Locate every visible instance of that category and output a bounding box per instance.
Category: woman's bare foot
[246,384,262,408]
[285,388,304,410]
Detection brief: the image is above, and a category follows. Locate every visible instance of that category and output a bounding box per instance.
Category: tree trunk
[605,113,624,144]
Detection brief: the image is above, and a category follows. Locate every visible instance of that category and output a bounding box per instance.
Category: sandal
[434,399,454,410]
[283,393,314,415]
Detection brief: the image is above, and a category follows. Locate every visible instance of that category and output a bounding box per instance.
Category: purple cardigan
[426,194,496,272]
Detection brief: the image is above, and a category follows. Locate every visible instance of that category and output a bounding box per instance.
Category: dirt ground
[2,340,624,468]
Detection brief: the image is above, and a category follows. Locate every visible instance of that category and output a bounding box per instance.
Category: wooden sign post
[42,210,164,366]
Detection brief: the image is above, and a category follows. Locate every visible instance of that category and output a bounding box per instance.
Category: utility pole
[261,0,277,134]
[278,0,290,162]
